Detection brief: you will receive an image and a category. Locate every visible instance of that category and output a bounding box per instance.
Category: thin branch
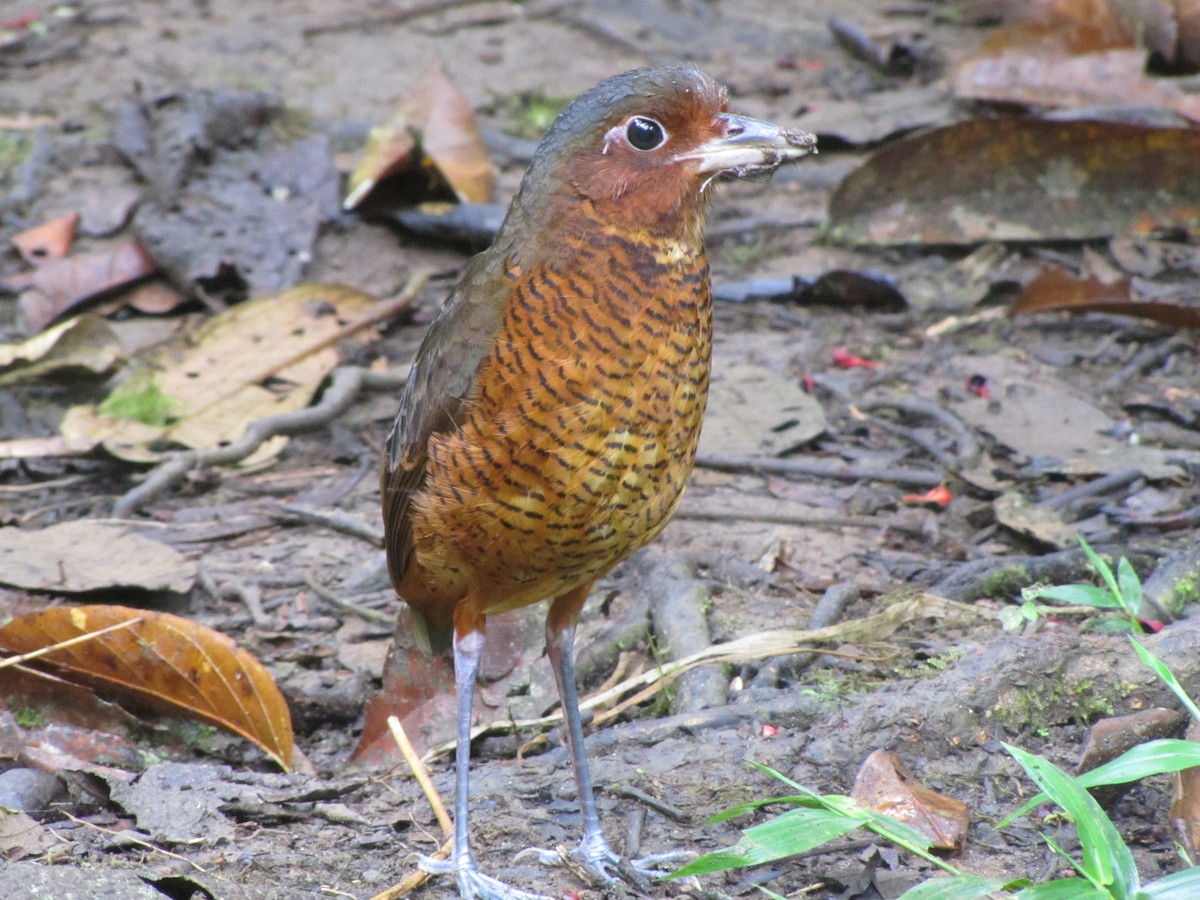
[695,452,943,489]
[58,809,205,872]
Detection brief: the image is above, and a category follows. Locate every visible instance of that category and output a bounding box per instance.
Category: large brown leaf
[1012,266,1200,328]
[828,118,1200,245]
[0,605,293,771]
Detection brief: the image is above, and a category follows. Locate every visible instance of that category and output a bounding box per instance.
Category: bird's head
[507,65,817,249]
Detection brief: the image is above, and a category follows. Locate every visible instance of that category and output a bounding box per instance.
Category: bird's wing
[381,251,507,605]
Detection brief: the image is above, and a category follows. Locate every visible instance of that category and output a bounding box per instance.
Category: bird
[381,63,816,900]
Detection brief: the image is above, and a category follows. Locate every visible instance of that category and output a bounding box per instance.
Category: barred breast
[405,233,712,616]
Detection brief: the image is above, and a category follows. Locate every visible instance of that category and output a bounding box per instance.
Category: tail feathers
[408,606,453,656]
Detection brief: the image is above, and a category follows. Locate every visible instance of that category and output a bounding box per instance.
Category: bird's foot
[516,836,696,891]
[418,854,551,900]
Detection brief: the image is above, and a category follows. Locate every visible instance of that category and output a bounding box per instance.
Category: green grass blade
[1139,867,1200,899]
[1129,638,1200,722]
[1005,744,1139,896]
[1078,535,1121,601]
[670,807,862,877]
[746,759,812,794]
[1029,584,1122,609]
[707,794,819,823]
[998,739,1200,826]
[1015,879,1112,899]
[1116,557,1143,617]
[897,873,1012,899]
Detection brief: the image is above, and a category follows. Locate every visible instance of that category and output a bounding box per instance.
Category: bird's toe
[418,855,551,900]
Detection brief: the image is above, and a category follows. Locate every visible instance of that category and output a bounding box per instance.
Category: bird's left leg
[522,585,691,887]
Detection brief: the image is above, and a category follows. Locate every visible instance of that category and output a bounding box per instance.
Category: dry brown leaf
[955,0,1200,112]
[60,283,378,463]
[828,118,1200,245]
[344,62,494,209]
[18,239,158,334]
[0,313,124,386]
[0,605,294,771]
[1171,720,1200,855]
[11,211,79,264]
[0,520,195,594]
[342,121,418,210]
[953,48,1200,122]
[95,279,188,317]
[407,62,495,205]
[851,749,969,852]
[978,0,1200,71]
[1012,266,1200,328]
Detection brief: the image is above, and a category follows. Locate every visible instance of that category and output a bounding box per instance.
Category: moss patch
[991,678,1117,734]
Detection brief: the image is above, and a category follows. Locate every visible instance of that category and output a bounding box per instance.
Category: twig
[924,306,1005,339]
[304,0,496,36]
[0,617,143,670]
[277,503,385,545]
[367,717,455,900]
[1042,469,1141,513]
[857,395,980,465]
[610,785,688,822]
[387,715,453,836]
[673,500,893,531]
[694,452,943,489]
[58,808,205,872]
[302,574,394,626]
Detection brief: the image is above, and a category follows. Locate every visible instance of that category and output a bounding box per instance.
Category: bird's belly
[412,339,708,611]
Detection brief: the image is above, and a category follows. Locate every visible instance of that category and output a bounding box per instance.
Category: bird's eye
[625,116,667,151]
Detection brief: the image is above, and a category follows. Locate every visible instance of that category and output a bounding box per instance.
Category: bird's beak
[680,113,818,175]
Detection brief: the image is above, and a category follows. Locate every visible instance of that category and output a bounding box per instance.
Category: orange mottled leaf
[0,605,293,771]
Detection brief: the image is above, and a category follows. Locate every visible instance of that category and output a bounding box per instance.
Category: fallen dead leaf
[993,492,1077,549]
[0,809,57,860]
[0,313,124,385]
[953,48,1200,123]
[1171,720,1200,855]
[10,211,79,264]
[828,118,1200,245]
[700,364,826,457]
[974,0,1200,73]
[0,605,294,771]
[17,239,158,334]
[1011,266,1200,329]
[0,520,196,594]
[851,749,969,852]
[344,62,495,209]
[60,283,378,464]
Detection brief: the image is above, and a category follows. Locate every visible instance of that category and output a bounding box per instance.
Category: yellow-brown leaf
[0,605,293,771]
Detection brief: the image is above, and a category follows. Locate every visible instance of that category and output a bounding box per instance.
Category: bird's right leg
[417,626,550,900]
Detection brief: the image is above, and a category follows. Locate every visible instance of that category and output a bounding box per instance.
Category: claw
[516,837,695,890]
[418,855,551,900]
